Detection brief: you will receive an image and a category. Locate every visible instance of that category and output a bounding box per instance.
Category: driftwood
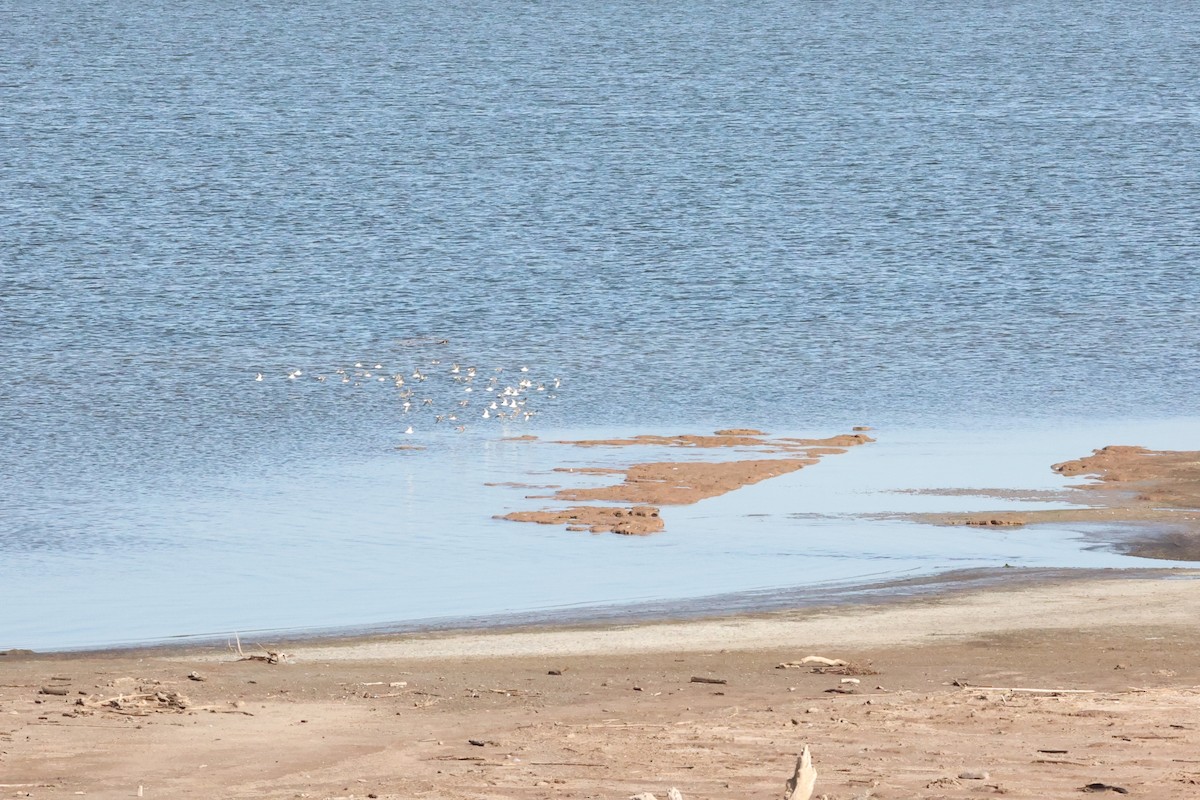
[628,791,683,800]
[778,656,849,669]
[75,691,191,716]
[784,746,817,800]
[689,676,727,685]
[229,632,287,664]
[1082,783,1129,794]
[630,748,815,800]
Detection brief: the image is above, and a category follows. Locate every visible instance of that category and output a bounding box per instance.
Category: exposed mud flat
[908,445,1200,560]
[555,458,818,505]
[500,430,874,534]
[502,505,664,535]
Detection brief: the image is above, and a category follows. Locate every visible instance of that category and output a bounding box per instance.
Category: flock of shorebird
[255,359,561,434]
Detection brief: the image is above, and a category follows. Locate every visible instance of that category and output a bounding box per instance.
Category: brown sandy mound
[556,458,817,505]
[913,445,1200,560]
[1052,445,1200,508]
[502,430,873,535]
[500,506,663,535]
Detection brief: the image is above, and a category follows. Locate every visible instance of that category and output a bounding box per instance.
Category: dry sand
[4,573,1200,799]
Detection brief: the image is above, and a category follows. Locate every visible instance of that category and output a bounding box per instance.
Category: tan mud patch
[555,458,818,505]
[501,429,873,535]
[1052,445,1200,508]
[499,505,663,535]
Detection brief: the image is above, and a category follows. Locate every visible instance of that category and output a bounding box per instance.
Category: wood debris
[75,691,191,716]
[784,745,817,800]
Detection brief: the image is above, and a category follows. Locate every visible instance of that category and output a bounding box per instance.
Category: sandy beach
[4,571,1200,799]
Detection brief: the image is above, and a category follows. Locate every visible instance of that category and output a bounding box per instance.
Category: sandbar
[501,430,873,534]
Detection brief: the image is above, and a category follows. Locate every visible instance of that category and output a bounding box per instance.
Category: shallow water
[2,0,1199,649]
[3,422,1198,651]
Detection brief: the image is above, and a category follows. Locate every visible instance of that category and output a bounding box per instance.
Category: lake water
[2,0,1199,650]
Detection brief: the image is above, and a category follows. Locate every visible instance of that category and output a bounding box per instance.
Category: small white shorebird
[255,373,263,381]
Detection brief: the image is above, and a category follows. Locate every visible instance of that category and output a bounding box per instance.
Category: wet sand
[4,572,1200,799]
[501,430,874,534]
[908,445,1200,560]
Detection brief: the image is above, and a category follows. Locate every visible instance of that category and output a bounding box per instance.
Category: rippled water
[2,0,1199,649]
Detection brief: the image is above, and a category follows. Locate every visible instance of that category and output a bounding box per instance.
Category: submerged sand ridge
[913,445,1200,560]
[498,430,874,535]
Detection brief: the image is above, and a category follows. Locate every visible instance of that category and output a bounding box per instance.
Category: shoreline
[245,566,1200,662]
[5,571,1200,798]
[8,564,1192,659]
